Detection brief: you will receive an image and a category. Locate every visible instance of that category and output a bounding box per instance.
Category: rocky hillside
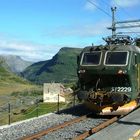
[23,47,82,84]
[0,59,29,85]
[0,55,32,74]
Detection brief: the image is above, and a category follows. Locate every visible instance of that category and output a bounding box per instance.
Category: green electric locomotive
[77,35,140,115]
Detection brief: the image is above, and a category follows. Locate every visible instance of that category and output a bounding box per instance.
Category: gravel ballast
[40,117,108,140]
[0,105,90,140]
[0,113,77,140]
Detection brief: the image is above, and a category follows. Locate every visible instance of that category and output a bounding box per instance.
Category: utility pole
[111,7,117,37]
[108,7,140,36]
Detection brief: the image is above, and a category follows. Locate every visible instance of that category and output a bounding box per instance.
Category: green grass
[11,88,43,97]
[0,59,41,105]
[0,93,79,126]
[0,56,79,125]
[22,103,66,119]
[0,102,68,125]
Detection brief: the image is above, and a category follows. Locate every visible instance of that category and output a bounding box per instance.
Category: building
[43,83,66,103]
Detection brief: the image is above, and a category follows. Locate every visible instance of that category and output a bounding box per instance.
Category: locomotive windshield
[81,52,101,65]
[105,51,128,65]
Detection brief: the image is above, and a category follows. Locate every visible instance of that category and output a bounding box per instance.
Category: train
[77,35,140,115]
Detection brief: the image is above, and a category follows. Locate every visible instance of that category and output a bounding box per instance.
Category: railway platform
[86,107,140,140]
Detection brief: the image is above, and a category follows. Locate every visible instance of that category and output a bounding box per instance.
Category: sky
[0,0,140,62]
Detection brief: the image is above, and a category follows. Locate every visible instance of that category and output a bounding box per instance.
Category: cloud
[45,20,110,38]
[84,0,97,11]
[0,38,60,62]
[0,19,112,62]
[112,0,140,7]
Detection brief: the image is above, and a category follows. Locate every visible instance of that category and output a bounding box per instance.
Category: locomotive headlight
[78,69,86,74]
[117,69,127,74]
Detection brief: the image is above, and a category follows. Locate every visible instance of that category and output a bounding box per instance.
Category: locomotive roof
[81,44,140,54]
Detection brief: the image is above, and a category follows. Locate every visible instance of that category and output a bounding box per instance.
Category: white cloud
[0,38,60,62]
[112,0,140,7]
[45,20,110,38]
[0,19,112,62]
[84,0,97,11]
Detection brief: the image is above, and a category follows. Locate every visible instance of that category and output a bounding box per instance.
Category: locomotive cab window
[81,52,101,66]
[105,51,128,65]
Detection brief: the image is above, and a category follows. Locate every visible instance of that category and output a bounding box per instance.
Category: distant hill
[0,59,29,85]
[0,55,33,74]
[0,57,40,108]
[23,47,82,84]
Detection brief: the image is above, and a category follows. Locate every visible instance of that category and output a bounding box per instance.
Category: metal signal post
[108,7,140,36]
[111,7,117,37]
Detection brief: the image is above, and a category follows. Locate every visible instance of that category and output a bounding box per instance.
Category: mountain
[0,55,33,74]
[0,59,29,85]
[23,47,82,84]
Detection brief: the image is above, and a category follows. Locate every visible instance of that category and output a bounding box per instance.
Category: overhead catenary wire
[102,0,112,8]
[102,0,135,20]
[113,0,134,19]
[0,103,9,108]
[111,0,140,36]
[101,0,131,20]
[87,0,112,18]
[88,0,140,36]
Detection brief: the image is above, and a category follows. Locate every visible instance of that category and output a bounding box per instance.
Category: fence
[0,94,79,126]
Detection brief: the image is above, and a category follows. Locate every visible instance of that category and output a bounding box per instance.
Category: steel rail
[21,101,140,140]
[73,103,140,140]
[73,116,118,140]
[20,113,92,140]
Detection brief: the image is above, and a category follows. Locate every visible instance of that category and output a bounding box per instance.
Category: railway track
[21,113,92,140]
[20,112,116,140]
[20,104,140,140]
[73,116,118,140]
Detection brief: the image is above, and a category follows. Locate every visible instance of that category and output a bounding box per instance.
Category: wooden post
[57,94,60,113]
[73,94,76,107]
[8,103,11,125]
[36,99,39,117]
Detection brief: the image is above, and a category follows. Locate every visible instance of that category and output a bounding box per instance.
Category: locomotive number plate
[111,87,132,92]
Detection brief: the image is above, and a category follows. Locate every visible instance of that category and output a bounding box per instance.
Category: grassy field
[0,84,43,125]
[0,84,41,106]
[0,84,37,95]
[0,82,78,126]
[21,102,66,119]
[0,57,79,126]
[0,101,73,125]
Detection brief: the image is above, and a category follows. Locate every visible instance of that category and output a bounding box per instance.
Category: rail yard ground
[0,105,139,140]
[0,105,90,140]
[86,107,140,140]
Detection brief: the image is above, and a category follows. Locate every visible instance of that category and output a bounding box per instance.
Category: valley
[0,47,81,125]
